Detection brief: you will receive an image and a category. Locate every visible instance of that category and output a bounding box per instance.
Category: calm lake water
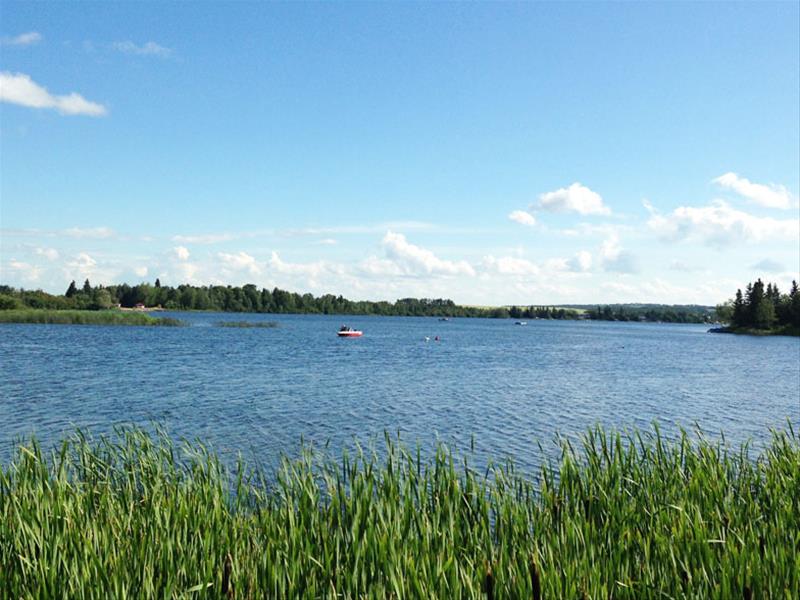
[1,313,798,473]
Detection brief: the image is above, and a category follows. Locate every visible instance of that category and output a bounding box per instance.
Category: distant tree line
[507,306,580,320]
[716,279,800,333]
[0,281,502,317]
[585,305,714,324]
[0,279,717,324]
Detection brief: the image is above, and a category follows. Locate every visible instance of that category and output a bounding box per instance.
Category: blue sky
[1,2,798,304]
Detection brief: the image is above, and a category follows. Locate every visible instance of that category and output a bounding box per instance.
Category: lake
[1,313,798,473]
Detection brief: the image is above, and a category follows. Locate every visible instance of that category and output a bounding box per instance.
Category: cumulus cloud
[534,183,611,216]
[134,266,149,277]
[113,41,172,58]
[63,252,101,281]
[669,260,703,272]
[7,259,41,281]
[1,32,42,46]
[266,252,348,291]
[598,278,741,305]
[63,226,115,239]
[567,250,593,272]
[173,261,200,284]
[35,247,59,261]
[598,234,638,274]
[751,258,784,273]
[269,252,327,277]
[647,200,800,246]
[173,246,190,261]
[218,251,261,275]
[712,172,795,210]
[0,72,107,116]
[508,210,536,226]
[172,233,236,244]
[382,231,475,277]
[481,255,540,276]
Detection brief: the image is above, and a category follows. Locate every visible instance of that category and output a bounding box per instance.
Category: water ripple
[1,314,798,474]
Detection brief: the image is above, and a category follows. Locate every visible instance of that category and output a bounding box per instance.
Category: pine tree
[791,280,800,327]
[732,289,744,327]
[751,279,774,329]
[82,279,92,294]
[65,280,78,298]
[155,278,161,288]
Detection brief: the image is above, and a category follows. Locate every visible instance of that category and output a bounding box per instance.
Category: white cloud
[269,252,326,277]
[567,250,593,272]
[113,41,172,58]
[172,233,235,244]
[359,256,405,277]
[173,246,190,261]
[481,255,540,276]
[534,183,611,216]
[218,251,261,275]
[173,261,200,284]
[508,210,536,226]
[669,260,704,273]
[0,72,107,116]
[601,281,638,297]
[7,259,41,282]
[750,258,784,273]
[35,247,59,261]
[599,234,622,262]
[712,172,795,210]
[647,200,800,245]
[1,32,42,47]
[64,253,101,281]
[316,238,338,246]
[382,231,475,277]
[63,226,115,239]
[599,278,739,305]
[134,266,149,277]
[267,252,348,291]
[598,233,638,274]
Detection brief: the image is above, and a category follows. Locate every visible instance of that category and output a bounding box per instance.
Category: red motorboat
[337,326,363,337]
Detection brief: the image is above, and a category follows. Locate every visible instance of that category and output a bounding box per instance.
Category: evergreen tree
[82,279,92,294]
[731,290,744,326]
[155,278,161,288]
[791,280,800,327]
[65,281,78,298]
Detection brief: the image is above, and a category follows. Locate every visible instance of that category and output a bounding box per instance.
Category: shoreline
[708,325,800,337]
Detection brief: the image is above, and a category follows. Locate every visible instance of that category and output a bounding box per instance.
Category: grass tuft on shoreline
[1,425,798,598]
[0,309,184,326]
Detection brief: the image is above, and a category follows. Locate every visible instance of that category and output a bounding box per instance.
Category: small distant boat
[439,317,450,321]
[515,321,527,326]
[337,326,363,337]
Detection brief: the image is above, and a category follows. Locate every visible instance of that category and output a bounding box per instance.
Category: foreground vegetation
[715,279,800,336]
[2,426,797,598]
[1,281,713,323]
[0,309,183,326]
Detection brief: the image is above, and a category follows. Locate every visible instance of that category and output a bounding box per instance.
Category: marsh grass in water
[0,309,184,326]
[215,321,279,328]
[1,425,798,598]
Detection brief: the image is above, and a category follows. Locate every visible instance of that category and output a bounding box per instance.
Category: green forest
[715,279,800,335]
[0,279,715,323]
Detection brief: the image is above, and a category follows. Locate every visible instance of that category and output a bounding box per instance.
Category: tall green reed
[1,424,797,598]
